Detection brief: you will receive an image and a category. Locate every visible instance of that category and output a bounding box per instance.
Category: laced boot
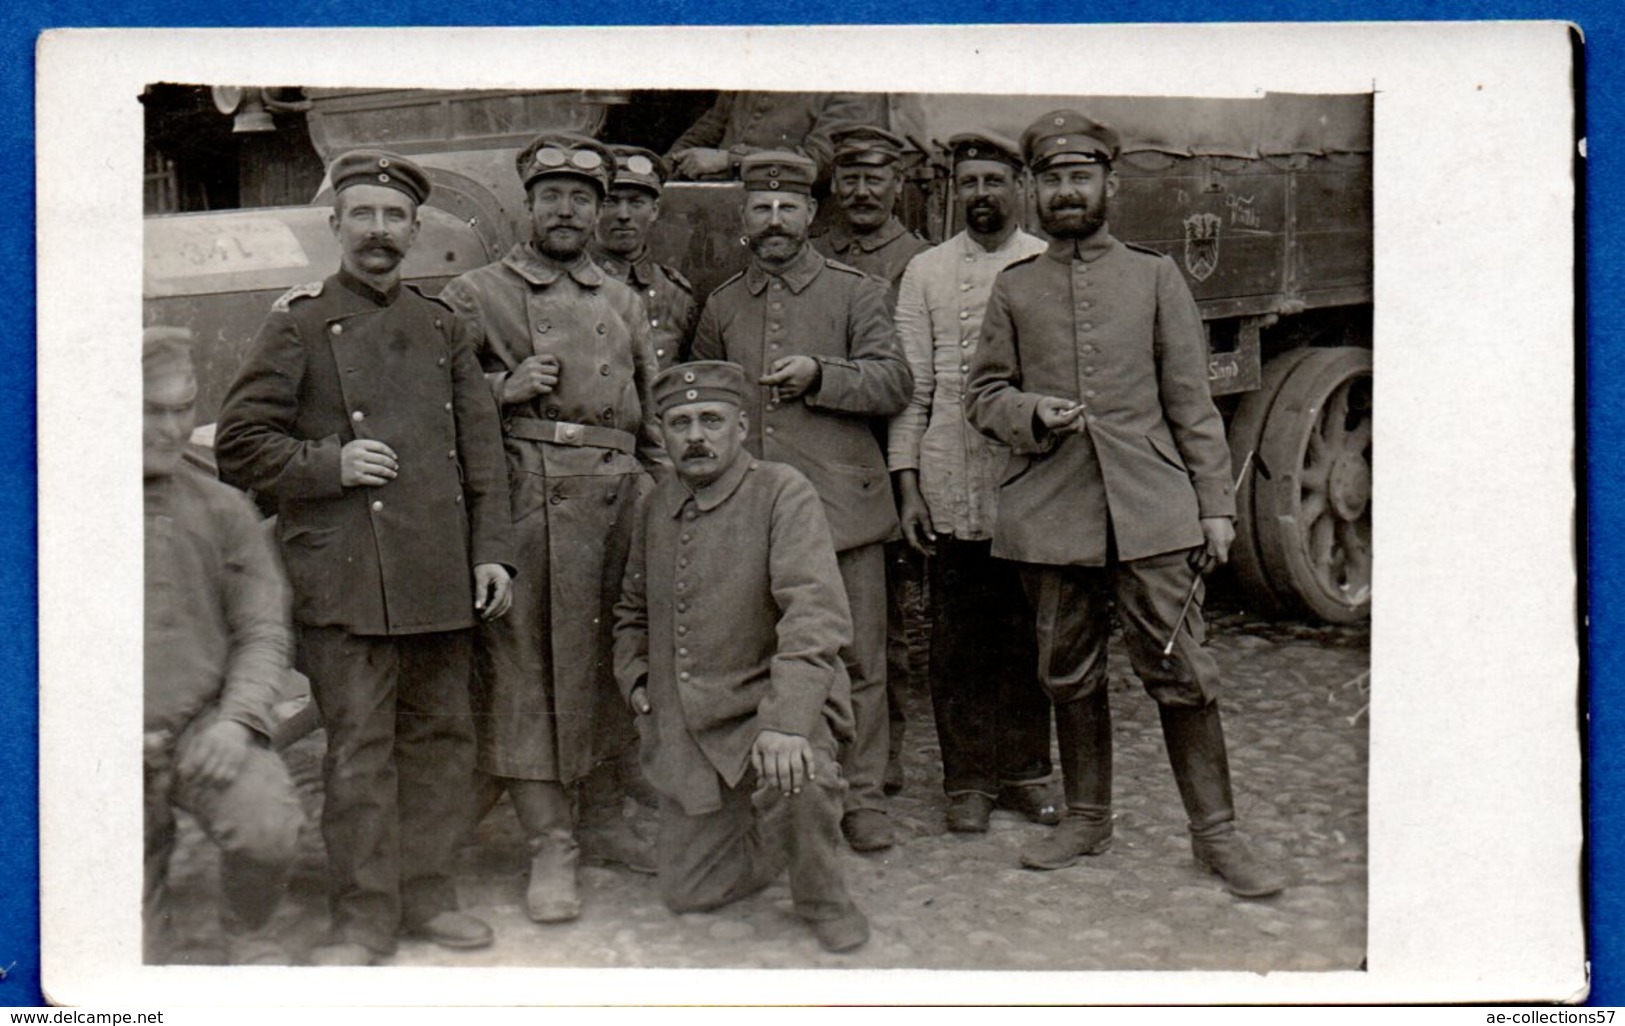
[526,827,582,923]
[1158,702,1288,899]
[1020,688,1113,870]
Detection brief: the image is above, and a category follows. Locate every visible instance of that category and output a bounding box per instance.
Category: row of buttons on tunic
[535,322,611,335]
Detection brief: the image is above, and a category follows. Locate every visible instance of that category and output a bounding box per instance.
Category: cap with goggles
[607,144,668,196]
[516,133,615,195]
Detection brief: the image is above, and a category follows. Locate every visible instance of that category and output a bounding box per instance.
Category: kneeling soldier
[613,361,870,952]
[143,327,303,964]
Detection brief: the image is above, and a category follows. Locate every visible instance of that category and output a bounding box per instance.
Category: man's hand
[501,354,562,405]
[1033,396,1085,435]
[340,439,399,487]
[895,471,937,556]
[177,720,253,789]
[1194,517,1236,573]
[760,356,821,402]
[473,563,513,620]
[751,730,816,796]
[628,684,652,716]
[671,147,731,179]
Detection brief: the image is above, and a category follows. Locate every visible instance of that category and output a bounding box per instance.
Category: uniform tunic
[691,244,911,553]
[613,455,854,816]
[665,92,885,178]
[966,231,1235,568]
[216,269,514,634]
[965,228,1234,709]
[692,243,910,814]
[145,465,289,739]
[439,244,665,783]
[812,216,930,305]
[589,243,697,372]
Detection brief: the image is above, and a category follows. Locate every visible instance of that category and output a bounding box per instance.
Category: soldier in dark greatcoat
[215,150,517,964]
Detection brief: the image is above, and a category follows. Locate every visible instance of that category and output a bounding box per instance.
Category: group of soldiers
[142,99,1287,967]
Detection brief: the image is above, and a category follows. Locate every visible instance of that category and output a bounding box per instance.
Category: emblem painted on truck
[1182,212,1222,282]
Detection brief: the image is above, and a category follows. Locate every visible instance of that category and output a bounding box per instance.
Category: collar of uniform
[590,244,656,288]
[826,215,907,255]
[665,453,755,516]
[1044,225,1117,264]
[335,266,401,306]
[746,244,823,295]
[503,242,605,288]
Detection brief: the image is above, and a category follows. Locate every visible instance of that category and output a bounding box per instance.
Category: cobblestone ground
[156,590,1369,973]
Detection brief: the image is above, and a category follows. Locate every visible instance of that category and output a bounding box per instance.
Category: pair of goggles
[532,146,605,172]
[620,153,656,176]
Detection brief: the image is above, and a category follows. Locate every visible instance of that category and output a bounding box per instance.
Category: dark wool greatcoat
[437,244,665,782]
[215,269,514,636]
[613,455,855,816]
[965,232,1236,567]
[691,245,912,554]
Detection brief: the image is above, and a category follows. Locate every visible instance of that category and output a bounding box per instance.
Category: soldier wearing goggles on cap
[439,132,667,926]
[590,145,697,373]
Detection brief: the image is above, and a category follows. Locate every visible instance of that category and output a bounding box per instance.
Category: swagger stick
[1162,450,1253,656]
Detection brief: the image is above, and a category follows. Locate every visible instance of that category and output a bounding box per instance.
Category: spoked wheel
[1252,347,1373,623]
[1225,347,1317,615]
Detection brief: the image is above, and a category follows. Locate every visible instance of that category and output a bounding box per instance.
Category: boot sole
[1019,837,1113,870]
[1195,857,1287,898]
[528,905,582,924]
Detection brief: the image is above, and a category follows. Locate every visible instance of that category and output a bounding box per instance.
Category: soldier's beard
[536,225,589,262]
[1039,196,1109,240]
[965,201,1008,235]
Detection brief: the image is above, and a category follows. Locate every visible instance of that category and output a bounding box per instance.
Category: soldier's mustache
[683,443,716,459]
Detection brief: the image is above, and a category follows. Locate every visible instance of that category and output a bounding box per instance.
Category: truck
[143,86,1372,623]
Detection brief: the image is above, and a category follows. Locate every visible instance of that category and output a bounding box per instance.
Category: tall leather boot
[1158,702,1287,898]
[576,758,656,875]
[1020,687,1113,870]
[526,827,582,923]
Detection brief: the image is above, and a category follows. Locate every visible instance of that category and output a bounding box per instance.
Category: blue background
[4,1,1607,1008]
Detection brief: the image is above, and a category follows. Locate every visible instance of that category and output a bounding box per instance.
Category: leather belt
[506,415,636,454]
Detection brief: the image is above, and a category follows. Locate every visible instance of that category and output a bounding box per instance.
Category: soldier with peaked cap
[692,151,912,854]
[965,111,1287,897]
[613,360,869,953]
[888,132,1060,834]
[144,327,303,965]
[216,150,517,964]
[590,144,697,372]
[813,125,930,305]
[810,124,930,799]
[438,132,667,924]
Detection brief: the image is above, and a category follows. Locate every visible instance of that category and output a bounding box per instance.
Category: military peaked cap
[948,132,1024,171]
[652,361,748,414]
[831,125,908,167]
[330,149,431,205]
[1021,110,1122,171]
[143,326,198,400]
[739,151,817,195]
